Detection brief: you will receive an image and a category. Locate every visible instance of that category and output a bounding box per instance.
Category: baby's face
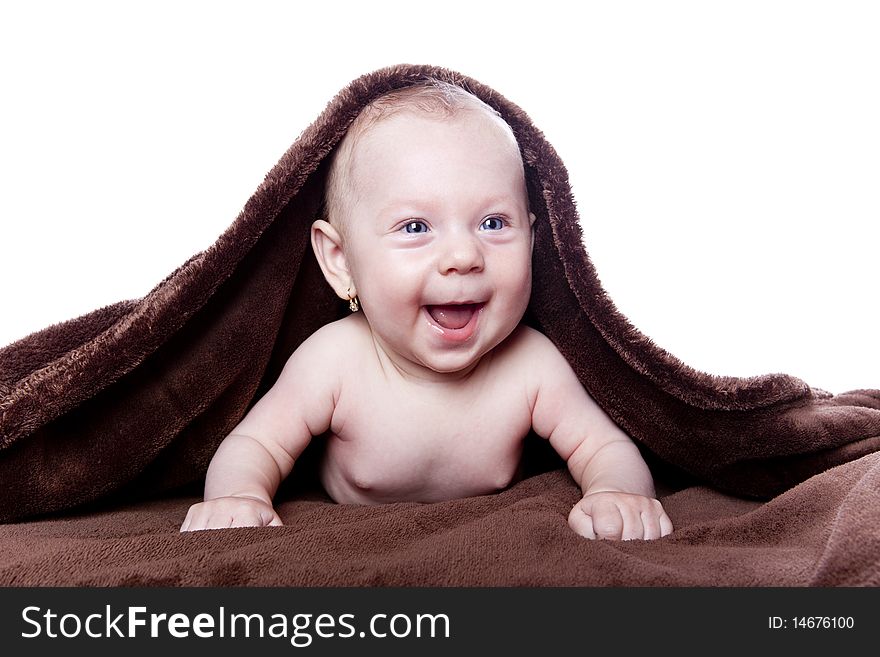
[340,110,534,377]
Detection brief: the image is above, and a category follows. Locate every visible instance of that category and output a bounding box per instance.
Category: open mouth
[423,303,484,343]
[425,303,483,330]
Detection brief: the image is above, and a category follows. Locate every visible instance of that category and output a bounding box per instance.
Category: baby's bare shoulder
[498,325,576,386]
[501,324,565,362]
[312,313,366,341]
[278,315,367,381]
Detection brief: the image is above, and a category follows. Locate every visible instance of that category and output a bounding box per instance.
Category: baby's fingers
[223,504,281,529]
[590,498,642,540]
[181,506,238,532]
[638,499,674,540]
[569,494,673,541]
[568,498,637,540]
[659,508,674,537]
[263,509,284,527]
[567,504,597,539]
[180,507,195,532]
[180,498,281,532]
[180,503,220,532]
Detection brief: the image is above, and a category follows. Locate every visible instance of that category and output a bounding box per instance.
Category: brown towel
[1,64,878,585]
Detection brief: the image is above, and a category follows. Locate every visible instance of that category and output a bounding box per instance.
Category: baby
[181,80,673,540]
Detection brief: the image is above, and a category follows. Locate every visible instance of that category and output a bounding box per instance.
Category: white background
[1,0,877,394]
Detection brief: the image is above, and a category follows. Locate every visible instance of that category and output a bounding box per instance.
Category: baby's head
[311,78,536,377]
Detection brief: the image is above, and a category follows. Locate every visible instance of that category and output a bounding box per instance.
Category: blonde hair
[322,78,521,239]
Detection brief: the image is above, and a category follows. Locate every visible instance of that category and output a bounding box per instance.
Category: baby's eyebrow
[378,194,519,216]
[472,194,516,209]
[377,200,430,215]
[377,190,528,219]
[481,197,523,212]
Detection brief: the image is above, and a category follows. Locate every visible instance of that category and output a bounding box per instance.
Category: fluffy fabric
[1,63,878,585]
[2,464,879,586]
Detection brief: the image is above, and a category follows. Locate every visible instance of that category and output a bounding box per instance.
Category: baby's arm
[527,331,673,540]
[180,326,340,531]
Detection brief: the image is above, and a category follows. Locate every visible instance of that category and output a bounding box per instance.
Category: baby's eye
[402,220,429,234]
[479,216,505,231]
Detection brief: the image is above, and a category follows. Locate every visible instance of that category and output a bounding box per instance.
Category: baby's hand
[180,496,283,532]
[568,491,673,540]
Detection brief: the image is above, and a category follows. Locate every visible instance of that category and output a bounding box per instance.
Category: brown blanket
[2,462,879,586]
[1,63,879,586]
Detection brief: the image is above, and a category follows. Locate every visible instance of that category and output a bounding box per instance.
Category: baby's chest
[355,385,528,445]
[329,383,533,491]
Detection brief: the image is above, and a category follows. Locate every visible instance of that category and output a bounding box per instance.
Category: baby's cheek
[505,261,533,304]
[367,258,424,298]
[382,279,422,308]
[361,276,423,322]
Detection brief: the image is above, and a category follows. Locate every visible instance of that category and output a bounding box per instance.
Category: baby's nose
[438,234,484,275]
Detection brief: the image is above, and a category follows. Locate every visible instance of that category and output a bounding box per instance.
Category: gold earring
[347,286,359,312]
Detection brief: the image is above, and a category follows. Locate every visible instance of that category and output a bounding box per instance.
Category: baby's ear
[310,219,353,301]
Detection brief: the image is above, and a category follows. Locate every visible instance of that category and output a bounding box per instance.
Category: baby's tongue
[427,304,477,330]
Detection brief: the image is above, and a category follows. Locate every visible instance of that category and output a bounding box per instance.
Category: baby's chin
[410,337,506,377]
[420,354,484,374]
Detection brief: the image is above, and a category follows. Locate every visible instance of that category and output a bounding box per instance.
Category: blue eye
[480,216,505,231]
[403,220,429,234]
